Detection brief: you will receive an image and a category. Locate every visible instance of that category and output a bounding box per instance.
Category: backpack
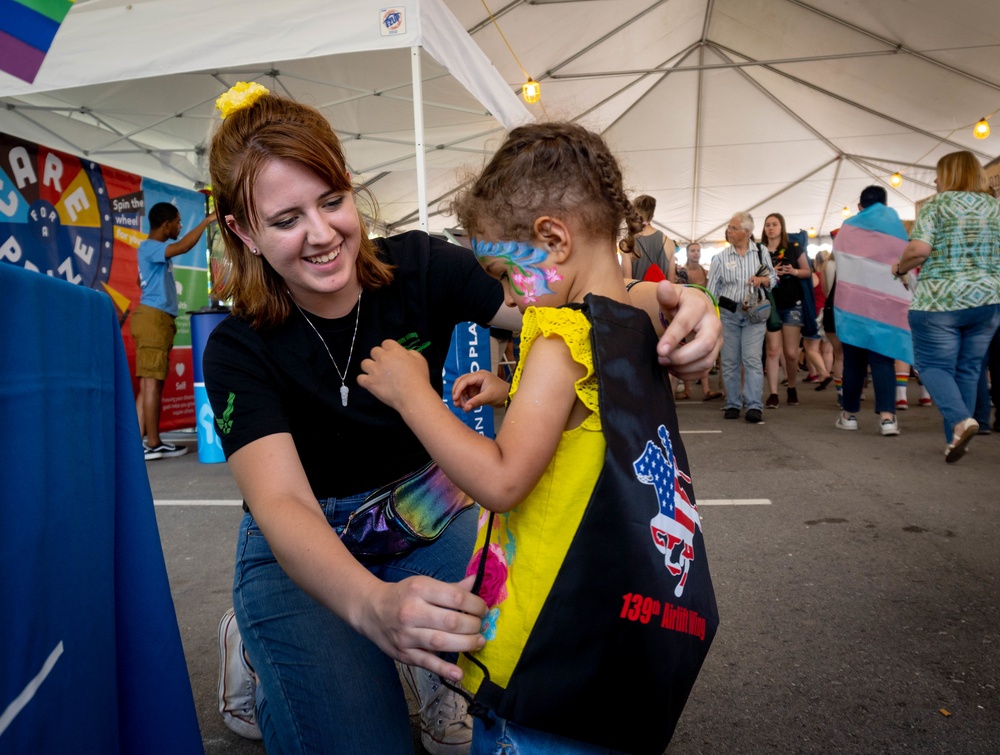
[464,294,719,755]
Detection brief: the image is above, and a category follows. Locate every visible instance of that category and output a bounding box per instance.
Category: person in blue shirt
[133,202,215,460]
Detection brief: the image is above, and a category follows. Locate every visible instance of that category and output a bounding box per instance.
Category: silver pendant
[340,384,349,407]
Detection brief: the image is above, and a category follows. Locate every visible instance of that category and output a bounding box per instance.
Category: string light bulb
[807,227,817,238]
[890,172,903,188]
[974,117,991,140]
[522,78,541,104]
[842,206,851,218]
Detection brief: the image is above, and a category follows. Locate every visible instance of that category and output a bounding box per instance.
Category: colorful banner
[0,0,75,83]
[0,131,209,431]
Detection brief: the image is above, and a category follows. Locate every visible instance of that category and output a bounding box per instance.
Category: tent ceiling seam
[600,43,701,135]
[710,41,992,161]
[708,43,841,155]
[700,0,715,43]
[543,0,671,79]
[817,156,843,236]
[690,43,706,241]
[702,156,839,238]
[786,0,1000,94]
[547,48,901,79]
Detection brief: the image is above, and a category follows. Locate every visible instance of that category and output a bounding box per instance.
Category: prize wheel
[1,141,115,290]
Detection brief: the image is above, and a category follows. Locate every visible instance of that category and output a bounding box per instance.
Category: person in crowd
[708,211,777,423]
[760,212,827,408]
[677,242,708,286]
[133,201,216,460]
[974,327,1000,432]
[807,250,836,390]
[360,119,713,755]
[832,186,911,436]
[621,194,676,283]
[672,242,722,400]
[820,236,848,406]
[895,150,1000,462]
[202,84,722,753]
[894,361,933,410]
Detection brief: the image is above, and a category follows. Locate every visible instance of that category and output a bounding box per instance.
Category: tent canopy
[0,0,531,231]
[2,0,998,242]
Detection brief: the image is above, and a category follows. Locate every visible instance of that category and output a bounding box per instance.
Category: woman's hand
[654,280,723,380]
[452,370,510,411]
[357,575,488,681]
[750,275,771,288]
[359,339,435,410]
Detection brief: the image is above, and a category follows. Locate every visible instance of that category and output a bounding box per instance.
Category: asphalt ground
[150,376,1000,754]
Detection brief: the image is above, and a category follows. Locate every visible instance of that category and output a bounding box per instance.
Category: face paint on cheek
[471,239,562,304]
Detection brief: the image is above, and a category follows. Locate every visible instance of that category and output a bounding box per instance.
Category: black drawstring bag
[465,294,719,755]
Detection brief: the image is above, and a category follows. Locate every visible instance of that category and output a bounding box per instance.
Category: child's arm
[359,336,583,512]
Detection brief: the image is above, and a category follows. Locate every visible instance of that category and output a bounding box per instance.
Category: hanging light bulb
[842,206,851,218]
[807,227,817,238]
[974,117,991,139]
[890,172,903,188]
[522,77,541,104]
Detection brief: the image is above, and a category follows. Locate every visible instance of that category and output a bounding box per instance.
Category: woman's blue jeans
[472,715,624,755]
[720,308,767,411]
[909,304,1000,441]
[233,492,477,754]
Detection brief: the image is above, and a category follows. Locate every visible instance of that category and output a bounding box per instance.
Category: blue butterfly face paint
[471,239,563,304]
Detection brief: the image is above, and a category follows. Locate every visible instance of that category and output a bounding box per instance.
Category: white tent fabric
[445,0,1000,244]
[0,0,532,231]
[2,0,998,242]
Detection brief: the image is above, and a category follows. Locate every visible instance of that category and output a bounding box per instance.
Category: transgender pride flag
[832,202,914,364]
[0,0,75,84]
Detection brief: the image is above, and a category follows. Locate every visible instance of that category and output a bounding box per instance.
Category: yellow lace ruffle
[510,307,600,430]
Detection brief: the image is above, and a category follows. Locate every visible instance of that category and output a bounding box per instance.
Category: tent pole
[411,46,429,232]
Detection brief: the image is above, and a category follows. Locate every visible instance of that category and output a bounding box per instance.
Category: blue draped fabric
[0,264,202,754]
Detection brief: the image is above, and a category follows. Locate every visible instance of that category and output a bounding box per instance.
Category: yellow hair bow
[215,82,270,120]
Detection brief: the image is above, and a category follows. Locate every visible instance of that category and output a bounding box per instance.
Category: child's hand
[453,370,511,411]
[655,280,723,380]
[358,339,433,410]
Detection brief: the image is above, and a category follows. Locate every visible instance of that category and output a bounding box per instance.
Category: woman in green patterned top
[895,150,1000,463]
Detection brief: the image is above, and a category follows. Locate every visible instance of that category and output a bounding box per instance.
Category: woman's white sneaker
[399,664,472,755]
[218,608,262,740]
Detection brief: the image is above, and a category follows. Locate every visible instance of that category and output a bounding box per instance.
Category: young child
[359,122,717,755]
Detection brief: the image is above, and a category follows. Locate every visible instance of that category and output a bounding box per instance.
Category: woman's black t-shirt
[203,231,505,498]
[768,242,805,311]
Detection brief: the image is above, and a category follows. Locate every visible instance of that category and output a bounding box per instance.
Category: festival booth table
[0,263,202,754]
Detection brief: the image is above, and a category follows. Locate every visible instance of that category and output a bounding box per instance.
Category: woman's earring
[251,247,260,256]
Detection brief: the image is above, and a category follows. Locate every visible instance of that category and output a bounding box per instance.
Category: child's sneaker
[218,609,262,740]
[399,664,472,755]
[895,398,908,411]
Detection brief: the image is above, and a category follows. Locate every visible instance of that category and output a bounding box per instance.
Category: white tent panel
[2,0,998,237]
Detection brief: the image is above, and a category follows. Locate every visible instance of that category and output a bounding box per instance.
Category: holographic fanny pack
[339,462,475,561]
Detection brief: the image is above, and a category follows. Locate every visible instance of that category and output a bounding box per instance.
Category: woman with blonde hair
[895,150,1000,462]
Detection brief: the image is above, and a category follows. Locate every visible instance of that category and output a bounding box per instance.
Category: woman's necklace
[293,292,362,407]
